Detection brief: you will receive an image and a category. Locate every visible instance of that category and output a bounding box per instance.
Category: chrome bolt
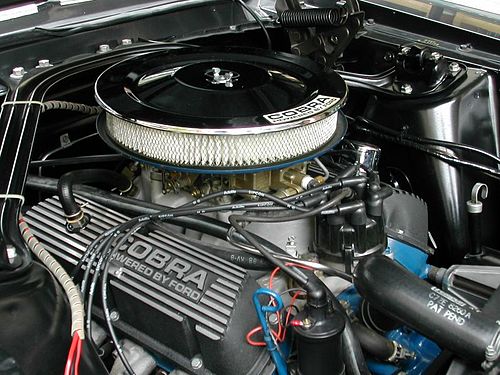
[384,51,394,62]
[191,356,203,370]
[229,25,237,31]
[366,18,375,25]
[401,46,411,55]
[268,313,279,325]
[429,51,442,61]
[449,62,460,73]
[10,67,25,79]
[97,44,111,53]
[114,268,123,278]
[302,318,312,329]
[400,83,413,95]
[121,39,132,46]
[36,59,52,68]
[110,310,120,322]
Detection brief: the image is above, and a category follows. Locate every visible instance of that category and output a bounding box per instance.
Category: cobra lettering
[114,240,208,293]
[263,95,340,124]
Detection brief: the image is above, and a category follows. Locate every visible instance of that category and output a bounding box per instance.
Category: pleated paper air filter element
[95,47,348,173]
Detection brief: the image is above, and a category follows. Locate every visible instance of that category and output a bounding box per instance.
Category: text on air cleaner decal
[263,95,340,124]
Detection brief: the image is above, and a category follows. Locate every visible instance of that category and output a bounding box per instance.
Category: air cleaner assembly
[95,47,348,173]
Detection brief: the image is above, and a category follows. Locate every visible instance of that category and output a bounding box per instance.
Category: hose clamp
[119,181,134,195]
[485,323,500,363]
[387,341,416,363]
[65,210,85,222]
[65,209,90,233]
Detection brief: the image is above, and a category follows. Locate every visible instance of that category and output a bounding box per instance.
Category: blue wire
[252,288,288,375]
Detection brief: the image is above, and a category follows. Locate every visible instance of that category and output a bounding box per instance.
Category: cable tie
[0,194,25,206]
[1,101,45,109]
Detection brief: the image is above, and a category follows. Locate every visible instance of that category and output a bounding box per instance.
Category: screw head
[36,59,52,68]
[110,310,120,321]
[121,39,132,46]
[10,67,25,79]
[97,44,111,53]
[429,51,442,61]
[302,318,312,328]
[401,46,411,55]
[191,356,203,369]
[384,51,394,62]
[400,83,413,94]
[38,59,50,67]
[449,62,460,73]
[268,313,279,325]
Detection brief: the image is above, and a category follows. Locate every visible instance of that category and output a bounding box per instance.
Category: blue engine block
[339,238,441,375]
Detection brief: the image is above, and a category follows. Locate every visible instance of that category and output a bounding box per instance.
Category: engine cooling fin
[95,47,348,173]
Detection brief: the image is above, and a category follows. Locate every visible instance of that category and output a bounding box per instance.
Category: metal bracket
[467,183,488,214]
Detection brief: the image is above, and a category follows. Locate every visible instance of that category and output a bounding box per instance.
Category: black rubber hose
[352,322,395,361]
[325,289,370,375]
[482,285,500,320]
[354,255,500,363]
[57,169,132,218]
[27,175,284,262]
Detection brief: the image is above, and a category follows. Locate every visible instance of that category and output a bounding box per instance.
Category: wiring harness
[19,217,85,375]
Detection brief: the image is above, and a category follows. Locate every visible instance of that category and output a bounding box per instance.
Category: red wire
[245,326,281,346]
[74,338,83,375]
[246,263,314,347]
[280,290,305,341]
[64,335,79,375]
[268,267,281,290]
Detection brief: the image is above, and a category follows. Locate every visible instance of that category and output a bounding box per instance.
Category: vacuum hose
[57,169,133,232]
[354,255,500,364]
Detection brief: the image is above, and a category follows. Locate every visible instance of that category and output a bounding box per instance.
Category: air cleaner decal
[263,95,340,124]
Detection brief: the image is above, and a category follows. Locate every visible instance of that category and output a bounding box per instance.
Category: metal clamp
[483,324,500,370]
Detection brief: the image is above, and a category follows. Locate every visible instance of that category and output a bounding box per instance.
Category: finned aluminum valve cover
[23,196,272,375]
[95,47,348,173]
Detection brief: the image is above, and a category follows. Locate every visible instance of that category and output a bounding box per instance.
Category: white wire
[1,101,45,109]
[0,194,25,206]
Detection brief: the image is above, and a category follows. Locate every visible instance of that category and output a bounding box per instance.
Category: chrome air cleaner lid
[95,47,348,173]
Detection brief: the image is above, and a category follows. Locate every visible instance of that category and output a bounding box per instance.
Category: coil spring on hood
[279,8,348,27]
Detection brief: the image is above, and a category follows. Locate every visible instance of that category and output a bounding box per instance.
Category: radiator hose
[354,255,500,364]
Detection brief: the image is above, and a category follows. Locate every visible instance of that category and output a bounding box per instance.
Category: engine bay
[0,1,499,375]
